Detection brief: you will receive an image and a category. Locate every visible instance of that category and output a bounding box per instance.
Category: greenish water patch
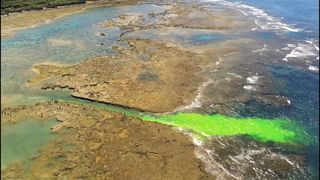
[10,95,313,147]
[1,119,58,170]
[56,97,313,145]
[142,113,313,145]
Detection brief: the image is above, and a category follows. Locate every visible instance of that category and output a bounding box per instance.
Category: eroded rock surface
[26,2,263,114]
[29,39,212,113]
[103,3,254,33]
[29,38,289,113]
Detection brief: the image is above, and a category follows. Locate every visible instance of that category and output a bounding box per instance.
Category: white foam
[227,72,243,79]
[284,157,294,166]
[275,95,291,105]
[314,44,319,51]
[193,138,204,146]
[252,44,268,53]
[308,65,319,72]
[175,79,213,111]
[177,131,237,179]
[201,148,240,179]
[216,57,223,65]
[286,99,291,105]
[246,75,259,84]
[239,10,248,16]
[305,40,313,44]
[243,85,256,91]
[281,47,291,51]
[202,0,303,33]
[244,74,260,91]
[282,42,318,61]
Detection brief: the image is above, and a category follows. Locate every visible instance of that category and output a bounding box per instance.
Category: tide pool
[1,119,58,170]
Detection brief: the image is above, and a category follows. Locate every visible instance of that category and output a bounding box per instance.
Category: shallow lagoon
[1,119,58,170]
[1,4,167,105]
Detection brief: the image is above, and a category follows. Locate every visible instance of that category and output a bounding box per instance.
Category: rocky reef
[103,3,254,33]
[196,136,310,179]
[27,2,289,114]
[1,101,212,179]
[29,39,207,112]
[1,1,308,179]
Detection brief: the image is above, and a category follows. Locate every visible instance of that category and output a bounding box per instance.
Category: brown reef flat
[29,39,206,113]
[103,3,254,36]
[1,0,300,179]
[29,38,243,113]
[26,2,264,113]
[1,101,212,179]
[29,38,286,114]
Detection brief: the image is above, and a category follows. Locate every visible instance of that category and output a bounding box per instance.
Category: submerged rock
[137,71,159,81]
[99,32,106,36]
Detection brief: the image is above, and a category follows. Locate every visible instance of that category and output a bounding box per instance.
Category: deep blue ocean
[214,0,319,178]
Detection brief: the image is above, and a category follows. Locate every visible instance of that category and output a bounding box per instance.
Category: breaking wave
[202,0,319,71]
[201,0,302,33]
[282,40,319,61]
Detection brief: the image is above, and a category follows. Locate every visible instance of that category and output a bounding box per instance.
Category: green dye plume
[142,113,312,145]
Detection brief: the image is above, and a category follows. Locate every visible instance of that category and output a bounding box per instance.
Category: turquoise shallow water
[1,3,231,106]
[1,4,167,105]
